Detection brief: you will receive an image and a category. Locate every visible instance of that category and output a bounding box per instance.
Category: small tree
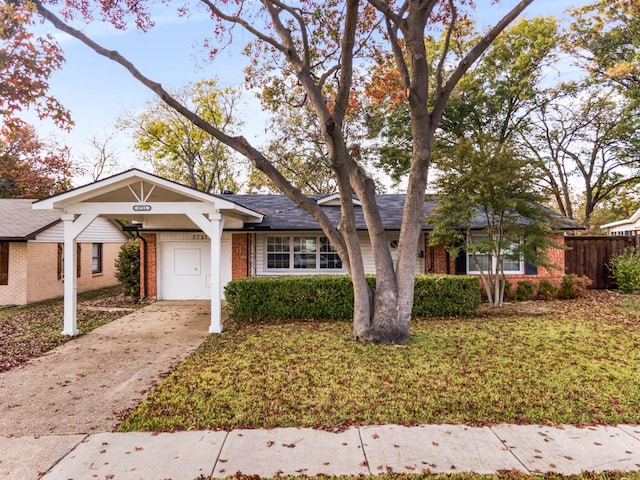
[429,139,559,307]
[115,239,140,298]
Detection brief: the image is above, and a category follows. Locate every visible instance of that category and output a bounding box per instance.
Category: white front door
[160,241,211,300]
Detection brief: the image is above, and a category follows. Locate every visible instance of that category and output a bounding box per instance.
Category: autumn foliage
[0,124,73,198]
[0,1,70,129]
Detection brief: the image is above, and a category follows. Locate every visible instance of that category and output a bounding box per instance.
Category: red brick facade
[232,233,252,279]
[139,232,566,298]
[140,233,157,298]
[425,234,566,283]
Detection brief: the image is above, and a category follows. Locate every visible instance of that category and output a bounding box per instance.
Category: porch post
[62,214,79,336]
[209,212,223,333]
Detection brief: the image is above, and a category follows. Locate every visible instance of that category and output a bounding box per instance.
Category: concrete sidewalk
[2,424,639,479]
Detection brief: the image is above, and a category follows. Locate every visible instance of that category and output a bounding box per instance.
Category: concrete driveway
[0,301,211,437]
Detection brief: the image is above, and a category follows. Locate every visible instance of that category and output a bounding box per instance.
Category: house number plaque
[133,205,152,211]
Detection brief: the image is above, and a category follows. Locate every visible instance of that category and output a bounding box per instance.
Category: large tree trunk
[36,0,535,346]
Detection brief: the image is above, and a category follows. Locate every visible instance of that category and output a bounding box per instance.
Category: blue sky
[26,0,591,186]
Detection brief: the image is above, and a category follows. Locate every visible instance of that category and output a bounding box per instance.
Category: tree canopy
[22,0,535,344]
[429,138,558,306]
[118,79,246,194]
[0,123,74,198]
[0,1,70,130]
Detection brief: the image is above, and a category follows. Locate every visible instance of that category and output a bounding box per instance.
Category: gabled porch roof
[33,168,264,224]
[33,168,255,338]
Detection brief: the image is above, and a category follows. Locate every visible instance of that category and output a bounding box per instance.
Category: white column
[62,214,79,336]
[209,212,223,333]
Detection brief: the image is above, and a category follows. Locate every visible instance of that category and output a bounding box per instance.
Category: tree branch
[32,0,350,264]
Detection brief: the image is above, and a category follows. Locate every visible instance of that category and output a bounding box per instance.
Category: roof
[602,207,640,230]
[0,199,61,240]
[217,194,581,231]
[33,168,264,222]
[216,194,422,231]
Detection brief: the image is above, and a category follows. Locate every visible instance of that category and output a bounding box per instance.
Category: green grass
[119,294,640,432]
[0,285,138,372]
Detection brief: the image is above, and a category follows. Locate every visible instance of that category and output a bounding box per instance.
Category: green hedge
[225,274,481,321]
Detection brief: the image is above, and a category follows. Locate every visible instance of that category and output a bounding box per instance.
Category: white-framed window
[466,235,523,274]
[266,235,342,271]
[57,243,81,279]
[92,243,103,274]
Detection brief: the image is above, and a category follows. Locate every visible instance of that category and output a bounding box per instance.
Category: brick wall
[140,233,157,298]
[426,235,566,283]
[26,242,61,304]
[232,233,252,279]
[427,243,454,275]
[0,241,125,306]
[75,242,122,294]
[0,243,29,305]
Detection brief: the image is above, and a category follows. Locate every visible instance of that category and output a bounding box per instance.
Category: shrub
[115,238,140,298]
[514,280,536,301]
[537,279,558,300]
[557,274,591,299]
[503,281,513,301]
[412,275,482,317]
[225,274,482,322]
[609,247,640,294]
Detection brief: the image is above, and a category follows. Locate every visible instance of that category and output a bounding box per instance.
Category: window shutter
[0,242,8,285]
[525,261,538,275]
[57,243,62,280]
[454,241,467,275]
[77,244,81,278]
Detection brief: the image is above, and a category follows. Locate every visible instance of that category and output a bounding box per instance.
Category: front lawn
[119,291,640,431]
[0,285,141,372]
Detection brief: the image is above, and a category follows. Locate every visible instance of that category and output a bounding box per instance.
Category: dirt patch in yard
[79,293,143,310]
[479,289,627,317]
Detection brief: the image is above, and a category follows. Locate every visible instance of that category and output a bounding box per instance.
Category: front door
[159,241,211,300]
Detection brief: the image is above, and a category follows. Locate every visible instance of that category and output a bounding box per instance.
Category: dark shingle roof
[219,194,582,232]
[221,194,433,231]
[0,199,61,240]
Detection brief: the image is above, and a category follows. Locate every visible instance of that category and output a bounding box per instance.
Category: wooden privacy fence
[564,236,636,289]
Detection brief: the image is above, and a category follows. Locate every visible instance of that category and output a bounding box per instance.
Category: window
[267,236,290,269]
[92,243,103,274]
[0,242,8,285]
[266,235,342,271]
[57,243,82,279]
[320,237,342,269]
[467,236,523,274]
[294,236,316,269]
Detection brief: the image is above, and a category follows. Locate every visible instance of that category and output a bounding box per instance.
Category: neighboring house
[34,169,577,335]
[0,199,129,306]
[602,208,640,237]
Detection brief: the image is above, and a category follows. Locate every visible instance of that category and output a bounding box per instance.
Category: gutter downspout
[246,233,250,277]
[132,230,148,301]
